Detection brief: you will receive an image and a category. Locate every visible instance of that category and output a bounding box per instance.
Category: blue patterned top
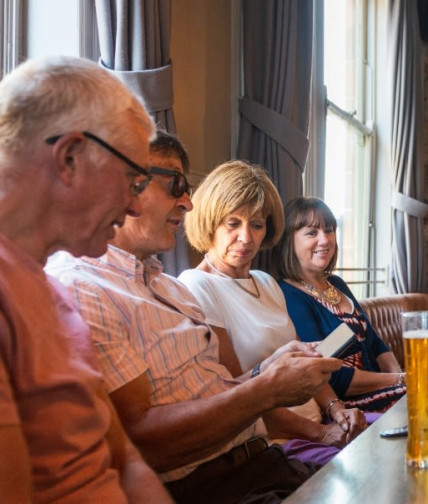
[278,275,391,396]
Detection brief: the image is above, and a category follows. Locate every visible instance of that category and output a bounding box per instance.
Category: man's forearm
[122,376,273,472]
[116,353,340,471]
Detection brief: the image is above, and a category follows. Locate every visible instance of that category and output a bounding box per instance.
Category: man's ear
[49,132,87,186]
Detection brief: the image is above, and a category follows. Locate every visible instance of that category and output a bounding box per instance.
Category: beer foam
[403,329,428,339]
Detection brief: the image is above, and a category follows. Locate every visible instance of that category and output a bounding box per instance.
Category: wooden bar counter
[284,396,428,503]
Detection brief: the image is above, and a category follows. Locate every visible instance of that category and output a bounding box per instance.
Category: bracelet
[325,398,343,419]
[396,372,406,386]
[251,363,261,378]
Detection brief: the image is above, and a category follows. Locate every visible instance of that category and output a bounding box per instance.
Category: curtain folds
[388,0,428,293]
[95,0,190,275]
[237,0,314,271]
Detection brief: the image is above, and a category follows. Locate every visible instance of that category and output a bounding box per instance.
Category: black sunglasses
[148,166,191,198]
[45,131,151,196]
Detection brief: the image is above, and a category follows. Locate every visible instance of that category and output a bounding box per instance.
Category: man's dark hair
[150,129,190,174]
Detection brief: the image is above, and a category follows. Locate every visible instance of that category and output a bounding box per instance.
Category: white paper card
[315,323,356,358]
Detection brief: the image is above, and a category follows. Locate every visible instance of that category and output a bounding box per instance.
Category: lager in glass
[402,311,428,469]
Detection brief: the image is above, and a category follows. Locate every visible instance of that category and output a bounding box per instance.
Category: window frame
[307,0,385,298]
[78,0,99,60]
[1,0,98,78]
[0,0,24,79]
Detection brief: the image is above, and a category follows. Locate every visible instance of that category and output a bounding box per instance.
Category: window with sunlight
[323,0,375,298]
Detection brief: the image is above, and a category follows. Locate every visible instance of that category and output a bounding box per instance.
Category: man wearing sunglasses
[0,56,174,503]
[48,131,341,504]
[110,132,193,260]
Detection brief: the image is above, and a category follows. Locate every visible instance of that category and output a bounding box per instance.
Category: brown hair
[150,129,190,174]
[273,196,338,281]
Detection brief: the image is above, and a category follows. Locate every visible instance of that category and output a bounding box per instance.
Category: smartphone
[379,426,408,438]
[315,323,356,358]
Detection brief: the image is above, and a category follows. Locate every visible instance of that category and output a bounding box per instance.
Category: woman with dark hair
[273,196,406,413]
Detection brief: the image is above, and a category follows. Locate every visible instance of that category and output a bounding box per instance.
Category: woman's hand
[330,404,367,443]
[316,406,367,447]
[315,423,348,448]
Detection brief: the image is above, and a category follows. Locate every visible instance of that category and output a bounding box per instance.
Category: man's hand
[262,340,320,369]
[259,352,342,408]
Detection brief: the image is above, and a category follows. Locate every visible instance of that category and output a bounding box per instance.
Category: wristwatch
[251,363,261,378]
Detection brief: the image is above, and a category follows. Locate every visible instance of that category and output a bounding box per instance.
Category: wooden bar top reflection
[284,396,428,503]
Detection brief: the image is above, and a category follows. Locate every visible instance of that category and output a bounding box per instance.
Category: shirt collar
[98,244,164,281]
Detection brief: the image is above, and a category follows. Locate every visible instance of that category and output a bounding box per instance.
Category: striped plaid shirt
[47,246,266,482]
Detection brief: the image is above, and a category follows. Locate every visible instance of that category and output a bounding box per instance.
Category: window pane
[324,0,370,299]
[324,0,359,114]
[324,112,370,298]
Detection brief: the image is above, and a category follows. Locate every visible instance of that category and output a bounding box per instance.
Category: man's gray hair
[0,56,155,158]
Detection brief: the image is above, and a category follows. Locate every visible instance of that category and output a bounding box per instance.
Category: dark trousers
[165,444,315,504]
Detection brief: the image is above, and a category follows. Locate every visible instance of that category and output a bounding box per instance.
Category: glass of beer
[402,311,428,468]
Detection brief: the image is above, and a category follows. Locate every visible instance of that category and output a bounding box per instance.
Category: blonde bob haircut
[185,160,284,253]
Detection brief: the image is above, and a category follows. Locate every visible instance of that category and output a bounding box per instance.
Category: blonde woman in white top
[179,160,370,466]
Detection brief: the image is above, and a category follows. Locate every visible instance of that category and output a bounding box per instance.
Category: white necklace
[204,254,260,299]
[300,279,341,306]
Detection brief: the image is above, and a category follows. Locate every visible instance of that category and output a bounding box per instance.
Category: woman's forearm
[376,351,402,373]
[314,383,339,414]
[345,368,404,396]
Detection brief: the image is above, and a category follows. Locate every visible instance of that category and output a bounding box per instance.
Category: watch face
[251,363,261,377]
